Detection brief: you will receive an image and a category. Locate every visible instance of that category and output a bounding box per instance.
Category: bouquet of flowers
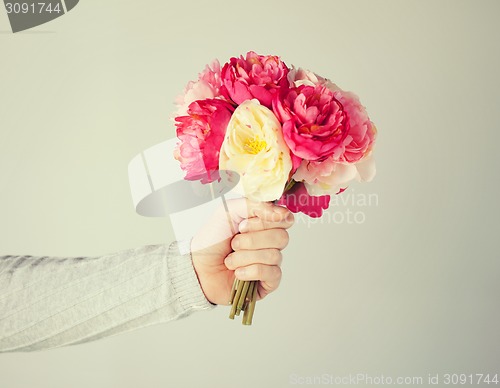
[173,51,377,324]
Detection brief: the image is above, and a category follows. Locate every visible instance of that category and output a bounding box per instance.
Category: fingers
[249,202,292,223]
[238,212,294,233]
[226,229,288,300]
[224,198,293,225]
[224,248,282,270]
[221,200,293,301]
[231,228,289,251]
[234,264,282,291]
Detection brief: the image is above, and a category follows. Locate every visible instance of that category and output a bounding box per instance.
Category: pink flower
[175,60,224,117]
[277,181,330,218]
[273,84,376,163]
[293,153,376,195]
[287,66,325,87]
[221,51,289,108]
[273,84,346,161]
[334,91,377,163]
[174,99,234,183]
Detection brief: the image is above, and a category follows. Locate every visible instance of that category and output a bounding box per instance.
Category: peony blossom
[273,84,347,161]
[219,99,292,201]
[175,60,224,117]
[334,91,377,163]
[174,99,234,183]
[221,51,289,108]
[277,181,330,218]
[273,84,376,163]
[287,66,325,87]
[293,152,376,195]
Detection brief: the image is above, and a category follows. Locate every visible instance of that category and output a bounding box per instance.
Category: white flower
[219,99,292,201]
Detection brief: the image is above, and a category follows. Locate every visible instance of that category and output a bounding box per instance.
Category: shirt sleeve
[0,241,215,353]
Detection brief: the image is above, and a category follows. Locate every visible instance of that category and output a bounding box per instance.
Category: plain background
[1,1,499,387]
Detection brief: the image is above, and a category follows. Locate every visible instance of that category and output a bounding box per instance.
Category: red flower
[273,84,376,164]
[221,51,289,108]
[174,99,234,183]
[277,182,330,218]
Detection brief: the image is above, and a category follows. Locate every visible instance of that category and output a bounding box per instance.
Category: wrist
[190,243,218,306]
[167,241,216,311]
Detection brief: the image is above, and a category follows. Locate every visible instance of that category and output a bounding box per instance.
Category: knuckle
[252,217,266,232]
[243,234,253,248]
[254,265,264,280]
[268,212,280,223]
[273,266,282,281]
[268,249,282,265]
[278,229,289,248]
[232,251,244,268]
[233,234,250,250]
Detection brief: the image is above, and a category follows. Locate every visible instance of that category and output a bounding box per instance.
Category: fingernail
[286,212,295,222]
[232,238,240,250]
[224,257,232,268]
[239,219,248,233]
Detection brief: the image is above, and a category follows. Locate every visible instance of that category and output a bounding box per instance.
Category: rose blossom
[219,99,292,201]
[174,98,234,183]
[221,51,289,108]
[293,153,376,195]
[277,182,330,218]
[174,59,224,117]
[273,84,376,164]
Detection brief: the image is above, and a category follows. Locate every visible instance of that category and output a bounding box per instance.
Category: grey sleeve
[0,241,215,353]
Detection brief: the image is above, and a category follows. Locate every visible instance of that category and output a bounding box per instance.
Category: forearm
[0,241,214,353]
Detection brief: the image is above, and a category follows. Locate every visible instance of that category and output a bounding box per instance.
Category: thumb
[191,197,290,253]
[224,197,291,226]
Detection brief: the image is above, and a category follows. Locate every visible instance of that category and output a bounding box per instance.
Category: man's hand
[191,198,294,305]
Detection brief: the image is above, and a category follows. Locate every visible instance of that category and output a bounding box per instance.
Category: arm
[0,241,213,353]
[0,199,294,353]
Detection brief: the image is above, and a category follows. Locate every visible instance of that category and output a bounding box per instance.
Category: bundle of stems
[220,193,258,324]
[228,279,258,325]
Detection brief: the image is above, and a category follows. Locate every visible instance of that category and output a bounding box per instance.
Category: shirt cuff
[167,241,216,314]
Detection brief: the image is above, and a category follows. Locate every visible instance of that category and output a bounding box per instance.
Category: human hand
[191,198,294,305]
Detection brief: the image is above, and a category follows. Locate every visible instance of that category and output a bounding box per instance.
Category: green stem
[243,281,258,325]
[283,179,296,193]
[236,280,250,315]
[229,279,244,319]
[229,278,239,305]
[242,281,255,312]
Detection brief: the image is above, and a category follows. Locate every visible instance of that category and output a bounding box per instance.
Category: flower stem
[236,280,250,315]
[283,179,296,193]
[229,279,244,319]
[243,281,258,325]
[242,281,254,312]
[229,278,239,305]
